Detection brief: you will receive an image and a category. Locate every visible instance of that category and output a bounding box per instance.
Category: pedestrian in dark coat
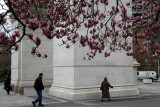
[101,77,113,101]
[4,74,11,95]
[32,73,44,107]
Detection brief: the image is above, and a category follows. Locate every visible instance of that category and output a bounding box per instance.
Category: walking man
[32,73,44,107]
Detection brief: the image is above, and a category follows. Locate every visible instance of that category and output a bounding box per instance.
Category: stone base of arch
[49,84,142,101]
[49,65,142,101]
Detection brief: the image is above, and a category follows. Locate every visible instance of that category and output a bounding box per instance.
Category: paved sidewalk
[0,82,160,107]
[139,81,160,95]
[0,84,33,107]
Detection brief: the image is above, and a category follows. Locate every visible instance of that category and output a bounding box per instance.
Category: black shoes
[108,99,111,101]
[32,102,44,106]
[6,91,10,95]
[32,101,35,107]
[39,104,44,106]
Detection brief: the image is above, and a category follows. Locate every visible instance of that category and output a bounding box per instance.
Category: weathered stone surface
[11,22,53,93]
[49,0,142,100]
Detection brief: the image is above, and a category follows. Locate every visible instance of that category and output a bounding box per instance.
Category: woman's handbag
[9,86,12,91]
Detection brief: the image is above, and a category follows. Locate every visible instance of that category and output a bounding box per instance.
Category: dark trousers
[5,85,11,94]
[33,90,42,105]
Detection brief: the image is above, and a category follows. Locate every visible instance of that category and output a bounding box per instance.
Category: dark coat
[34,77,44,91]
[4,77,11,86]
[4,77,12,91]
[101,80,113,98]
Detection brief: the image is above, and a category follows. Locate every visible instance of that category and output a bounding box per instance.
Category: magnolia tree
[0,0,160,60]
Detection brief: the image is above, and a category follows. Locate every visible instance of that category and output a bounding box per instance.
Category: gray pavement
[22,98,160,107]
[21,94,160,107]
[0,84,33,107]
[1,82,160,107]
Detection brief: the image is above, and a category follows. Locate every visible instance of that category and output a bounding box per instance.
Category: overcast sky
[0,0,8,13]
[0,0,11,33]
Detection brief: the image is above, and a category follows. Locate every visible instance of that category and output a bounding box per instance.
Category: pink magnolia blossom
[0,0,159,59]
[44,54,48,58]
[0,32,6,38]
[27,33,33,39]
[28,20,39,31]
[126,3,130,6]
[14,31,20,38]
[37,53,41,57]
[15,44,19,51]
[35,37,41,46]
[66,44,70,48]
[31,47,36,54]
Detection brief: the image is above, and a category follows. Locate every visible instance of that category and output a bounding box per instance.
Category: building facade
[132,0,160,75]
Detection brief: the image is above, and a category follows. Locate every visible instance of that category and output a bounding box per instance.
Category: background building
[132,0,160,77]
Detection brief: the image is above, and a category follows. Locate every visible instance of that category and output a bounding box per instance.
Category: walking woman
[4,74,11,95]
[101,77,113,101]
